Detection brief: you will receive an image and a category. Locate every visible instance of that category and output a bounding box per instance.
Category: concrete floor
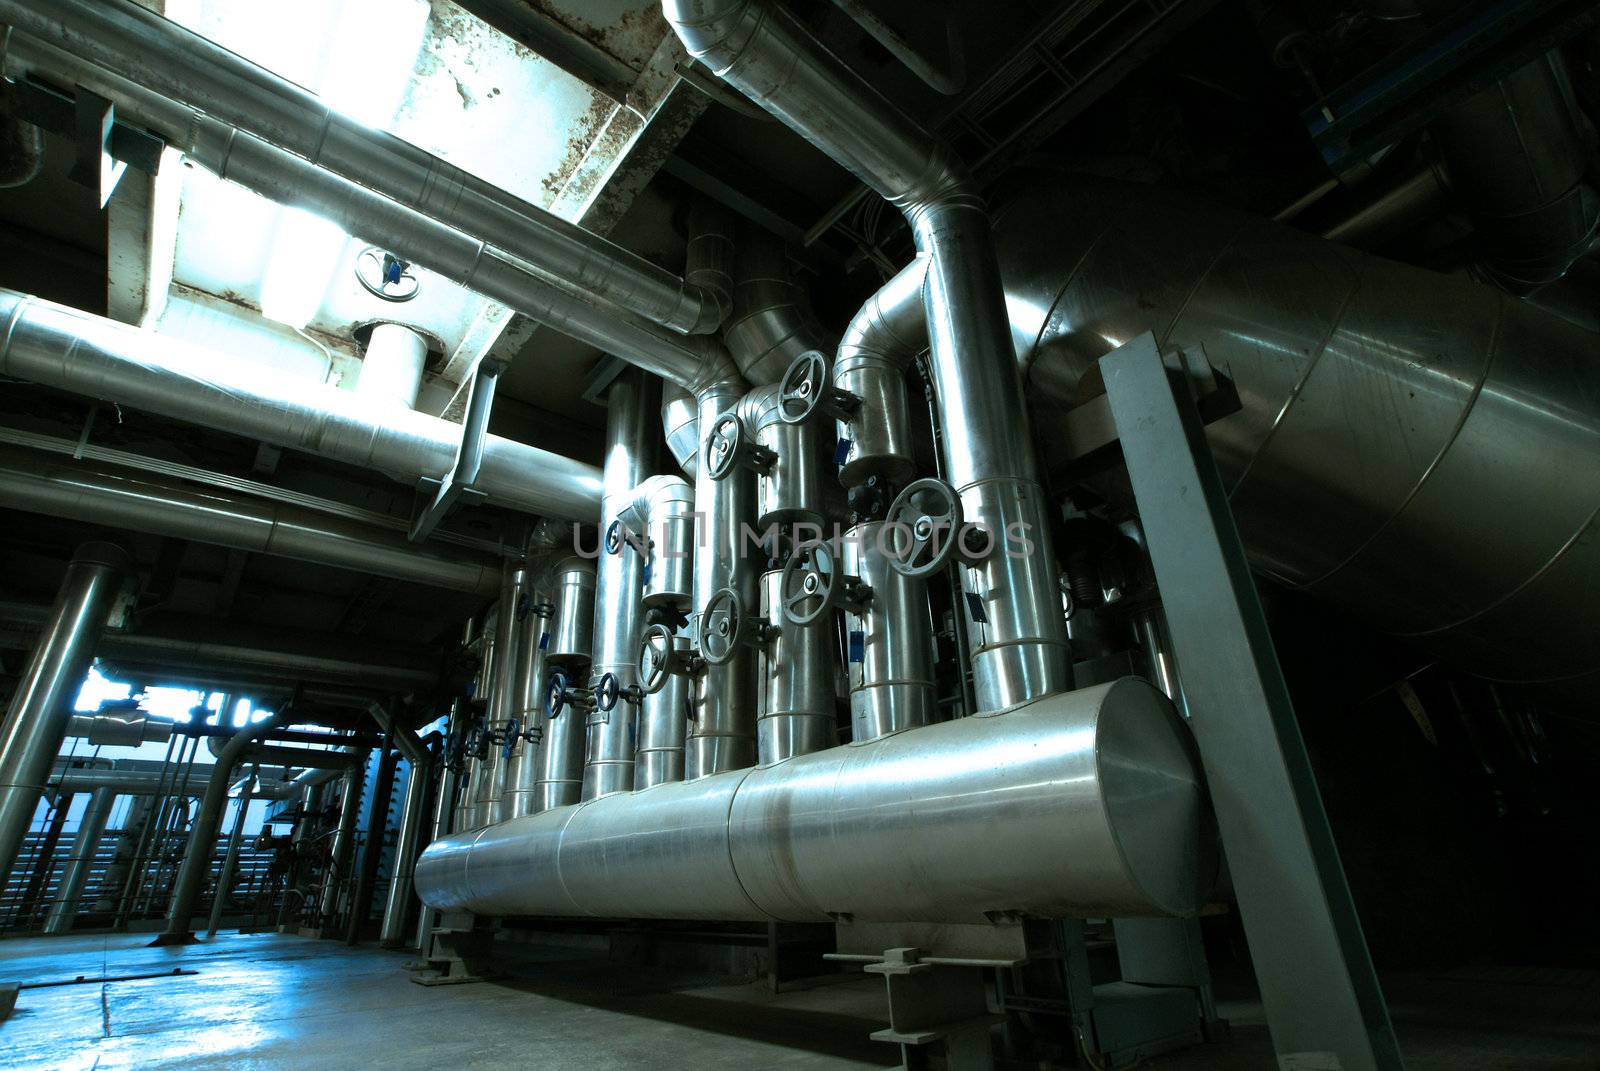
[1,931,1597,1070]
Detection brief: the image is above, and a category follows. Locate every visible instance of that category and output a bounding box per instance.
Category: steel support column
[1100,334,1401,1071]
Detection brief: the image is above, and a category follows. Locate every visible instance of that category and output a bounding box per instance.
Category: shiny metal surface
[41,785,116,935]
[0,1,726,334]
[757,570,835,763]
[379,733,432,947]
[834,257,926,487]
[0,288,602,520]
[48,760,299,799]
[317,756,368,925]
[840,523,935,741]
[742,386,825,529]
[635,628,692,790]
[618,475,696,610]
[66,707,172,748]
[661,383,702,479]
[995,175,1600,688]
[356,323,428,410]
[725,228,831,385]
[665,0,1071,711]
[0,542,128,888]
[417,679,1214,922]
[584,372,655,800]
[485,567,530,824]
[161,708,294,940]
[686,386,759,779]
[534,562,595,812]
[502,591,551,821]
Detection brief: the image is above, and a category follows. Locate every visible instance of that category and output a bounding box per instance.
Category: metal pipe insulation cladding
[416,678,1216,923]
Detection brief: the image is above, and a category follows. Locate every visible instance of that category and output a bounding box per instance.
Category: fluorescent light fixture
[256,0,430,329]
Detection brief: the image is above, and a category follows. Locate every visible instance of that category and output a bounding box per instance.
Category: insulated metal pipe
[0,542,129,889]
[369,709,433,946]
[41,785,117,935]
[205,770,256,937]
[663,0,1072,712]
[635,628,692,790]
[840,522,936,741]
[501,595,551,821]
[757,571,835,763]
[834,258,926,488]
[483,567,530,824]
[416,679,1214,922]
[534,560,596,811]
[0,2,726,334]
[686,385,759,779]
[356,323,428,410]
[157,707,292,942]
[319,756,368,924]
[584,372,655,800]
[618,475,696,610]
[995,175,1600,692]
[0,289,602,520]
[741,386,825,529]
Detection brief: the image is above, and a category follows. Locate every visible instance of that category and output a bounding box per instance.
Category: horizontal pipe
[0,1,726,334]
[0,445,502,594]
[0,289,602,520]
[417,679,1215,923]
[49,761,300,799]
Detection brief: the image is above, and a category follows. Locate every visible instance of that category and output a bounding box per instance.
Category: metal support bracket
[67,86,129,208]
[862,948,1001,1071]
[410,358,505,543]
[1099,333,1402,1071]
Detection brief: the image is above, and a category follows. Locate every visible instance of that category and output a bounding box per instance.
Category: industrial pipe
[318,756,369,925]
[663,0,1072,713]
[156,706,292,942]
[501,591,551,820]
[40,785,116,935]
[205,770,256,937]
[533,559,596,811]
[584,372,655,800]
[993,173,1600,692]
[416,679,1214,923]
[356,323,428,410]
[0,542,129,888]
[618,474,696,610]
[0,1,727,334]
[0,289,601,520]
[833,257,928,488]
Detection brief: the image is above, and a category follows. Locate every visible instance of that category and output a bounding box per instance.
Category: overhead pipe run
[663,0,1072,713]
[356,323,429,410]
[417,679,1215,924]
[0,0,727,335]
[0,445,503,594]
[0,288,602,520]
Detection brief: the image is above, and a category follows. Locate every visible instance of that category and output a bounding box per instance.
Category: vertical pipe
[583,371,655,800]
[635,628,691,788]
[355,323,428,409]
[204,771,256,936]
[686,386,758,778]
[0,542,129,888]
[502,591,551,819]
[534,558,595,811]
[14,792,72,928]
[485,566,529,824]
[97,794,150,912]
[52,789,120,932]
[757,571,836,763]
[319,755,367,923]
[841,522,936,741]
[456,617,495,831]
[346,743,396,944]
[380,743,431,946]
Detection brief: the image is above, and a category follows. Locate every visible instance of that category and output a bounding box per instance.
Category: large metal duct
[0,446,502,594]
[994,175,1600,693]
[663,0,1072,713]
[833,257,928,489]
[0,543,129,887]
[617,475,696,610]
[584,372,655,800]
[417,679,1214,922]
[0,289,601,520]
[724,226,831,385]
[0,0,725,335]
[532,557,595,812]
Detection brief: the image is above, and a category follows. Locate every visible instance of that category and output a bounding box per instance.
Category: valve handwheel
[595,673,621,712]
[604,519,626,555]
[885,478,965,578]
[638,623,680,695]
[545,669,570,717]
[780,540,842,626]
[699,586,750,665]
[778,350,827,424]
[703,412,747,481]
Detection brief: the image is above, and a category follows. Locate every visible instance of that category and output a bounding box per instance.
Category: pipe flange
[884,477,972,578]
[780,540,843,626]
[699,587,754,665]
[703,411,774,480]
[638,623,684,695]
[778,350,859,425]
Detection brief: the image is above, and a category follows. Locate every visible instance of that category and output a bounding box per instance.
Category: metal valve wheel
[604,519,626,555]
[595,672,622,712]
[780,540,842,626]
[885,477,967,578]
[777,350,857,425]
[545,669,575,717]
[638,623,682,695]
[703,411,774,480]
[501,717,520,759]
[699,586,753,665]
